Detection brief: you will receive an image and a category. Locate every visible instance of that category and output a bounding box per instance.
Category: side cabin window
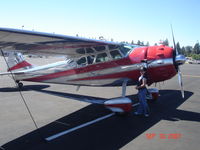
[67,59,77,68]
[96,53,109,63]
[87,55,95,65]
[110,50,122,60]
[77,57,87,66]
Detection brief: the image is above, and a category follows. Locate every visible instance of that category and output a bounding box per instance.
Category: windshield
[120,44,139,56]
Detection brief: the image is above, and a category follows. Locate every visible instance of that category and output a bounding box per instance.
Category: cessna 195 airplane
[0,27,186,114]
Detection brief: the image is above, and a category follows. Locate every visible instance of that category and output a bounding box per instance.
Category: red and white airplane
[0,27,186,114]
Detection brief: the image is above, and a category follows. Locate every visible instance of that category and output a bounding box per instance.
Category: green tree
[137,40,141,45]
[193,42,200,54]
[163,38,169,46]
[181,46,186,55]
[191,54,200,60]
[185,46,193,55]
[176,42,181,54]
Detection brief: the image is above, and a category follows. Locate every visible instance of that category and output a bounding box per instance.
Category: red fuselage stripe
[72,70,139,81]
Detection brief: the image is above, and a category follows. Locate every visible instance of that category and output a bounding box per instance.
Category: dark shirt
[137,74,147,90]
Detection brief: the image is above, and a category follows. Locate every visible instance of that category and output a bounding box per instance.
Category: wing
[0,27,121,57]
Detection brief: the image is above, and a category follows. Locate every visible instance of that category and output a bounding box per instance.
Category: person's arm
[136,78,147,89]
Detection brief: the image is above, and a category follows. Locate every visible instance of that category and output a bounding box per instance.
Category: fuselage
[15,44,177,86]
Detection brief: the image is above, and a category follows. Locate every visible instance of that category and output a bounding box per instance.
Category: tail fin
[7,52,33,71]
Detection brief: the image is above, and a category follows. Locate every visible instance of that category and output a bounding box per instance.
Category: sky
[0,0,199,46]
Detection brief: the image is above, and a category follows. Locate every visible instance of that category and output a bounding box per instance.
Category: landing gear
[18,82,23,89]
[16,81,23,89]
[122,79,128,97]
[104,79,132,116]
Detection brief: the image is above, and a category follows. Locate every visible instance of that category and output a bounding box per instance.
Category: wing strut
[122,79,128,97]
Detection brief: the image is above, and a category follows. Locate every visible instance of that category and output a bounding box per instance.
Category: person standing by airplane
[134,67,150,117]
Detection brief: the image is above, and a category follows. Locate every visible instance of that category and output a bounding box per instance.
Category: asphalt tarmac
[0,57,200,150]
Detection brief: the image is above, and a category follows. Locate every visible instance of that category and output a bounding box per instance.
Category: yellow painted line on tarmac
[183,75,200,78]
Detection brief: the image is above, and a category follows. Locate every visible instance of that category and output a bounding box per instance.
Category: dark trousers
[136,88,149,114]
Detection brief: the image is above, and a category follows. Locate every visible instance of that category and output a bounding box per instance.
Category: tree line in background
[176,41,200,60]
[123,38,200,60]
[161,39,200,60]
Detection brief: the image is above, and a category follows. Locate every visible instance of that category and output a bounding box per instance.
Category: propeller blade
[178,67,184,98]
[171,24,185,98]
[171,24,178,55]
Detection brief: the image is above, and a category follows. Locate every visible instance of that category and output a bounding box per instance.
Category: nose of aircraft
[146,44,174,60]
[148,45,186,98]
[146,45,186,68]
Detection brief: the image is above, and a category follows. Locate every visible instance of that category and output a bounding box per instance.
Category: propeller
[171,25,186,98]
[178,67,184,98]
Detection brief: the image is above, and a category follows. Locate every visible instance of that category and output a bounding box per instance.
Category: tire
[18,82,23,89]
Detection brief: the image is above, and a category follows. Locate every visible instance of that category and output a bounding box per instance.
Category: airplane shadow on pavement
[1,87,199,150]
[0,85,50,92]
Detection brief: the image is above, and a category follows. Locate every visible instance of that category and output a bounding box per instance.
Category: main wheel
[18,82,23,89]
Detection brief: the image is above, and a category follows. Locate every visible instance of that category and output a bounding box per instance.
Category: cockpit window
[96,53,109,63]
[94,46,105,52]
[108,45,120,50]
[76,48,85,54]
[119,44,139,56]
[119,45,132,56]
[110,50,122,60]
[86,48,94,53]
